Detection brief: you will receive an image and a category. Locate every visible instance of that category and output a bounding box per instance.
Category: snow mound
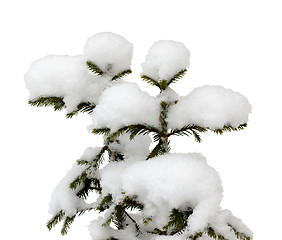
[168,85,252,130]
[100,153,223,232]
[48,147,101,216]
[84,32,133,76]
[142,40,190,80]
[108,133,152,158]
[91,82,160,132]
[24,55,111,112]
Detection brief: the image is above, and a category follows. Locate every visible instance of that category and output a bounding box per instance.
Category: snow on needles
[168,85,252,130]
[84,32,133,76]
[25,55,111,112]
[100,153,223,232]
[141,40,190,80]
[91,82,160,132]
[48,147,101,216]
[25,32,133,112]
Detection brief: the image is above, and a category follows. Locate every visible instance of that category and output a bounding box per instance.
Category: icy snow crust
[100,153,223,232]
[168,85,252,130]
[141,40,190,80]
[91,82,160,131]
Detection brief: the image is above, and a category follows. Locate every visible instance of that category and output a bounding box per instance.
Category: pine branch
[61,215,76,235]
[112,69,132,81]
[86,61,104,75]
[162,207,193,235]
[169,125,207,143]
[107,124,159,142]
[92,127,111,136]
[146,141,162,160]
[167,69,187,85]
[141,75,160,87]
[66,102,96,118]
[76,177,102,199]
[29,96,66,111]
[212,123,247,135]
[229,225,251,240]
[97,194,113,212]
[69,170,88,190]
[46,210,65,231]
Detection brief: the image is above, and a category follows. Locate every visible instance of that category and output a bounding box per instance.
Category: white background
[1,0,281,239]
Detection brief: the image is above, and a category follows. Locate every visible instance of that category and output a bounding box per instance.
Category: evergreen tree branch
[46,210,65,231]
[112,69,132,81]
[66,102,96,118]
[29,97,66,111]
[97,194,113,212]
[167,69,187,85]
[141,75,160,88]
[61,215,76,235]
[92,127,111,136]
[86,61,104,75]
[211,123,247,135]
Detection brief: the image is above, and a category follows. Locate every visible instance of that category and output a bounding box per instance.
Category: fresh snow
[107,133,152,158]
[25,55,111,112]
[168,85,252,130]
[91,82,160,132]
[48,147,101,216]
[100,153,223,232]
[84,32,133,76]
[141,40,190,80]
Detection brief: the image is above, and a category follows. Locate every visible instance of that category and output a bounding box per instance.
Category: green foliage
[86,61,104,75]
[29,96,65,111]
[168,69,187,85]
[212,123,247,135]
[76,177,102,198]
[141,69,187,90]
[66,102,96,118]
[92,127,111,136]
[229,225,251,240]
[169,125,208,143]
[29,96,96,118]
[46,210,65,231]
[112,69,132,81]
[141,75,159,87]
[106,124,159,142]
[69,171,88,190]
[97,194,113,212]
[162,207,193,235]
[61,215,76,235]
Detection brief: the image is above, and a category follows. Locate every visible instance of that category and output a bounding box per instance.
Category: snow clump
[84,32,133,76]
[24,55,111,112]
[91,82,160,132]
[100,153,223,232]
[168,85,252,130]
[48,147,101,216]
[141,40,190,80]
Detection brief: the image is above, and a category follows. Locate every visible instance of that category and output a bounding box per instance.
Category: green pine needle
[66,102,96,118]
[61,215,76,235]
[112,69,132,81]
[212,123,247,135]
[29,96,66,111]
[46,210,65,231]
[86,61,104,75]
[168,69,187,85]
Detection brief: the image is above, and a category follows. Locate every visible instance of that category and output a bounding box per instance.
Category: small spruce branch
[66,102,96,118]
[112,69,132,81]
[228,224,251,240]
[61,215,76,235]
[211,123,247,135]
[86,61,104,75]
[46,210,65,231]
[141,75,160,88]
[29,96,66,111]
[167,69,187,85]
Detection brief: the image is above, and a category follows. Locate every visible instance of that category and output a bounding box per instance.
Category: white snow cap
[168,85,252,130]
[142,40,190,80]
[100,153,223,232]
[83,32,133,76]
[24,55,111,112]
[91,82,160,132]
